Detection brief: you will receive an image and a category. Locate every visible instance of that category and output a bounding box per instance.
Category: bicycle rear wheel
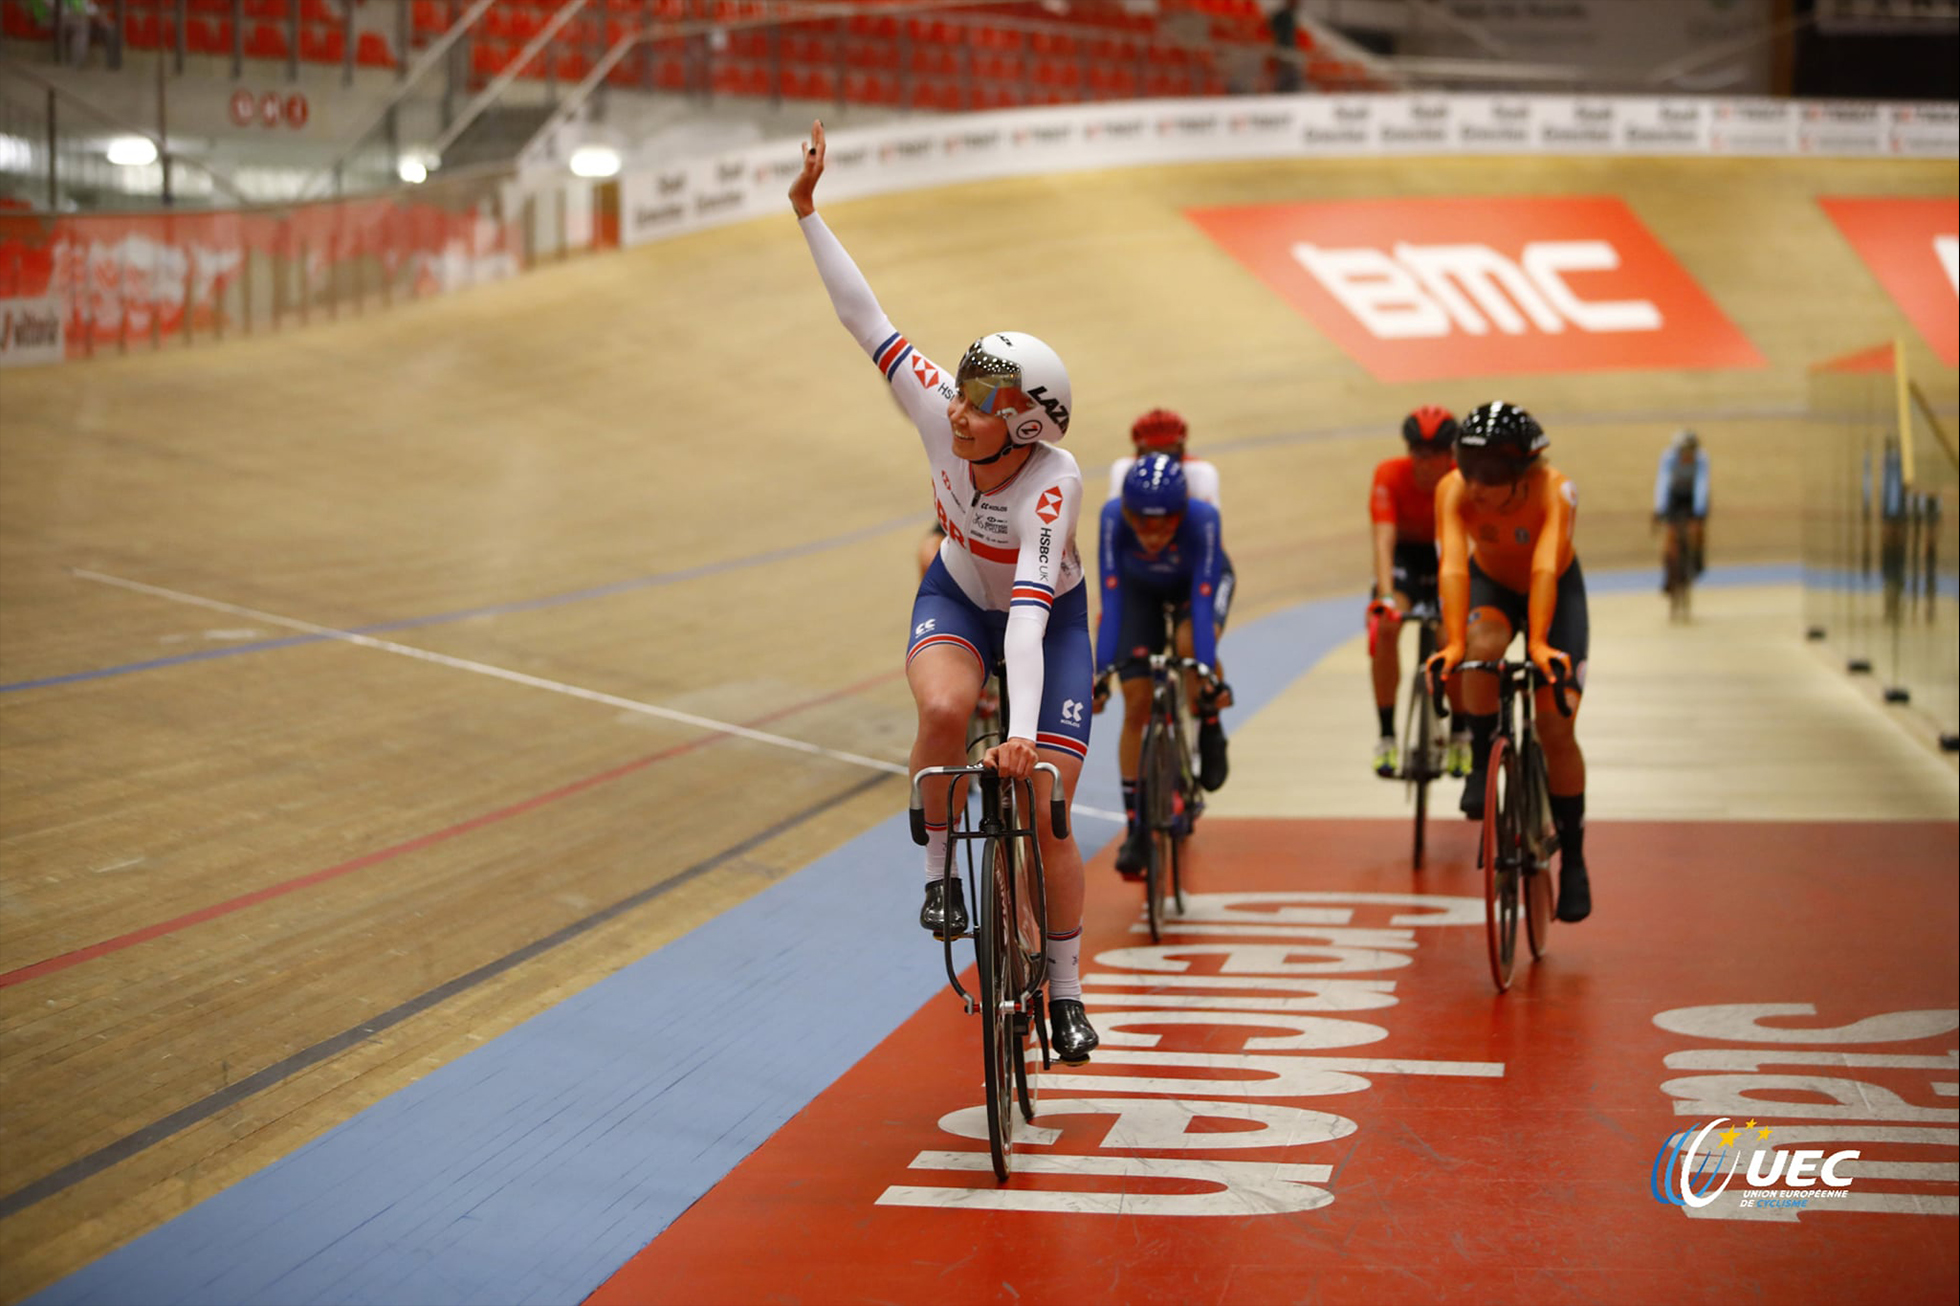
[1522,739,1557,961]
[1482,737,1522,993]
[976,837,1016,1179]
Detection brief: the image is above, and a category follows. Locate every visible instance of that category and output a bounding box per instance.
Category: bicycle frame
[1455,658,1564,989]
[1135,651,1202,941]
[908,762,1069,1012]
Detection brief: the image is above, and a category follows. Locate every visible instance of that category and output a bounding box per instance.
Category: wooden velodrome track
[1,150,1956,1302]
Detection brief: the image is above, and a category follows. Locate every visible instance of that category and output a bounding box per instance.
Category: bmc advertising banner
[1818,197,1960,368]
[1185,196,1765,383]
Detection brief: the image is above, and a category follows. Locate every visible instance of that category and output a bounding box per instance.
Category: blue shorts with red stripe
[906,556,1093,763]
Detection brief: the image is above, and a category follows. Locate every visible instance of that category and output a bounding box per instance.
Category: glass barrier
[0,163,550,358]
[1804,343,1960,749]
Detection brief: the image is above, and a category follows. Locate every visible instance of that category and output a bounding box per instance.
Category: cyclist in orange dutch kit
[1426,402,1593,923]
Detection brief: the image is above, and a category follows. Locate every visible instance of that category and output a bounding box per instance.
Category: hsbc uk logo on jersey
[1035,486,1065,525]
[1187,197,1765,382]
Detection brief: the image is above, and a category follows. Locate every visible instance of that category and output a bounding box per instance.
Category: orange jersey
[1436,464,1578,645]
[1369,455,1439,543]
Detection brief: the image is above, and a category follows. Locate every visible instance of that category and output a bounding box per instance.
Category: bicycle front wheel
[1482,738,1522,993]
[976,837,1016,1179]
[1139,726,1168,943]
[1401,672,1434,871]
[1522,739,1556,961]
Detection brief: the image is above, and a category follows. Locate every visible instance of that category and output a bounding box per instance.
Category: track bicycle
[1660,511,1695,623]
[910,748,1069,1181]
[1432,658,1571,992]
[1132,652,1208,943]
[1380,599,1448,870]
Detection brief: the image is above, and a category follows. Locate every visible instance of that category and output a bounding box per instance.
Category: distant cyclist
[1108,408,1221,509]
[791,120,1098,1063]
[1092,453,1234,878]
[1368,406,1469,778]
[1426,402,1592,924]
[1653,429,1709,587]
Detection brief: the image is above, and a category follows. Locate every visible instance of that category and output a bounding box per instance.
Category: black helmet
[1455,401,1547,485]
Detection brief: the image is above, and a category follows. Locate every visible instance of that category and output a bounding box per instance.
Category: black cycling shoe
[1461,770,1486,821]
[1555,859,1592,923]
[1049,997,1099,1065]
[1113,825,1149,880]
[920,877,968,940]
[1199,719,1229,792]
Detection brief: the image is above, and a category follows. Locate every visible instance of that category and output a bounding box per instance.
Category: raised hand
[788,119,825,218]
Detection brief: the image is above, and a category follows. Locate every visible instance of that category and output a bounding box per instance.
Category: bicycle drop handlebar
[908,761,1069,845]
[1427,657,1575,720]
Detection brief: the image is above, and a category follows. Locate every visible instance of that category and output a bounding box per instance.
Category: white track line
[73,569,1125,823]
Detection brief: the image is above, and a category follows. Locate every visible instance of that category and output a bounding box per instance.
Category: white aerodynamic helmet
[954,331,1071,446]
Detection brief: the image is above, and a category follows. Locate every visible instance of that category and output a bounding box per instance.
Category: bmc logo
[1819,197,1959,367]
[1187,197,1764,382]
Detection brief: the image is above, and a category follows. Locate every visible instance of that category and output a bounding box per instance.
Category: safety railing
[1803,340,1959,751]
[0,160,596,360]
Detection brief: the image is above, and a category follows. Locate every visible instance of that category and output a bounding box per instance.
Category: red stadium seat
[300,25,344,63]
[356,31,394,67]
[246,20,288,59]
[124,14,162,49]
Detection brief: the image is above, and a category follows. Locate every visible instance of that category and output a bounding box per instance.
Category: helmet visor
[956,345,1025,416]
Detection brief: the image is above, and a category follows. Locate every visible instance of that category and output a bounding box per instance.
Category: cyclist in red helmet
[1108,408,1221,509]
[1368,406,1468,778]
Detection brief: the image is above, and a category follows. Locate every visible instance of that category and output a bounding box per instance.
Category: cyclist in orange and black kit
[1426,402,1592,923]
[1367,406,1470,778]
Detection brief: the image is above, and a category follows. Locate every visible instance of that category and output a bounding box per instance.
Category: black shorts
[1372,540,1439,610]
[1115,559,1236,679]
[1467,556,1590,688]
[1663,490,1704,522]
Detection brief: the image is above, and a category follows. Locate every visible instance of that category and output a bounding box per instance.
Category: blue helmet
[1122,453,1188,518]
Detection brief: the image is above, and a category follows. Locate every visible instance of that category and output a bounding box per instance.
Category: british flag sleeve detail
[799,212,952,441]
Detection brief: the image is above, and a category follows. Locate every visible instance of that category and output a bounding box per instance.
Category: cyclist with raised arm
[1653,429,1709,586]
[791,122,1098,1063]
[1092,454,1235,878]
[1426,403,1592,923]
[1108,408,1222,509]
[1368,406,1469,778]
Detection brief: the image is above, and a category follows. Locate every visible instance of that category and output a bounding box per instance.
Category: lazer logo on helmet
[1030,386,1069,431]
[1186,196,1764,382]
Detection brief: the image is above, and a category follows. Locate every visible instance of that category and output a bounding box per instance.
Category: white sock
[1045,926,1082,1001]
[922,821,949,885]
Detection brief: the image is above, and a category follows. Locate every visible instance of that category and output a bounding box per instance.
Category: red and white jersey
[1107,455,1222,509]
[802,212,1084,745]
[800,213,1084,615]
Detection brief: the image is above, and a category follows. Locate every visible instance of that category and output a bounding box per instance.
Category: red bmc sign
[1819,197,1959,367]
[1186,196,1765,382]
